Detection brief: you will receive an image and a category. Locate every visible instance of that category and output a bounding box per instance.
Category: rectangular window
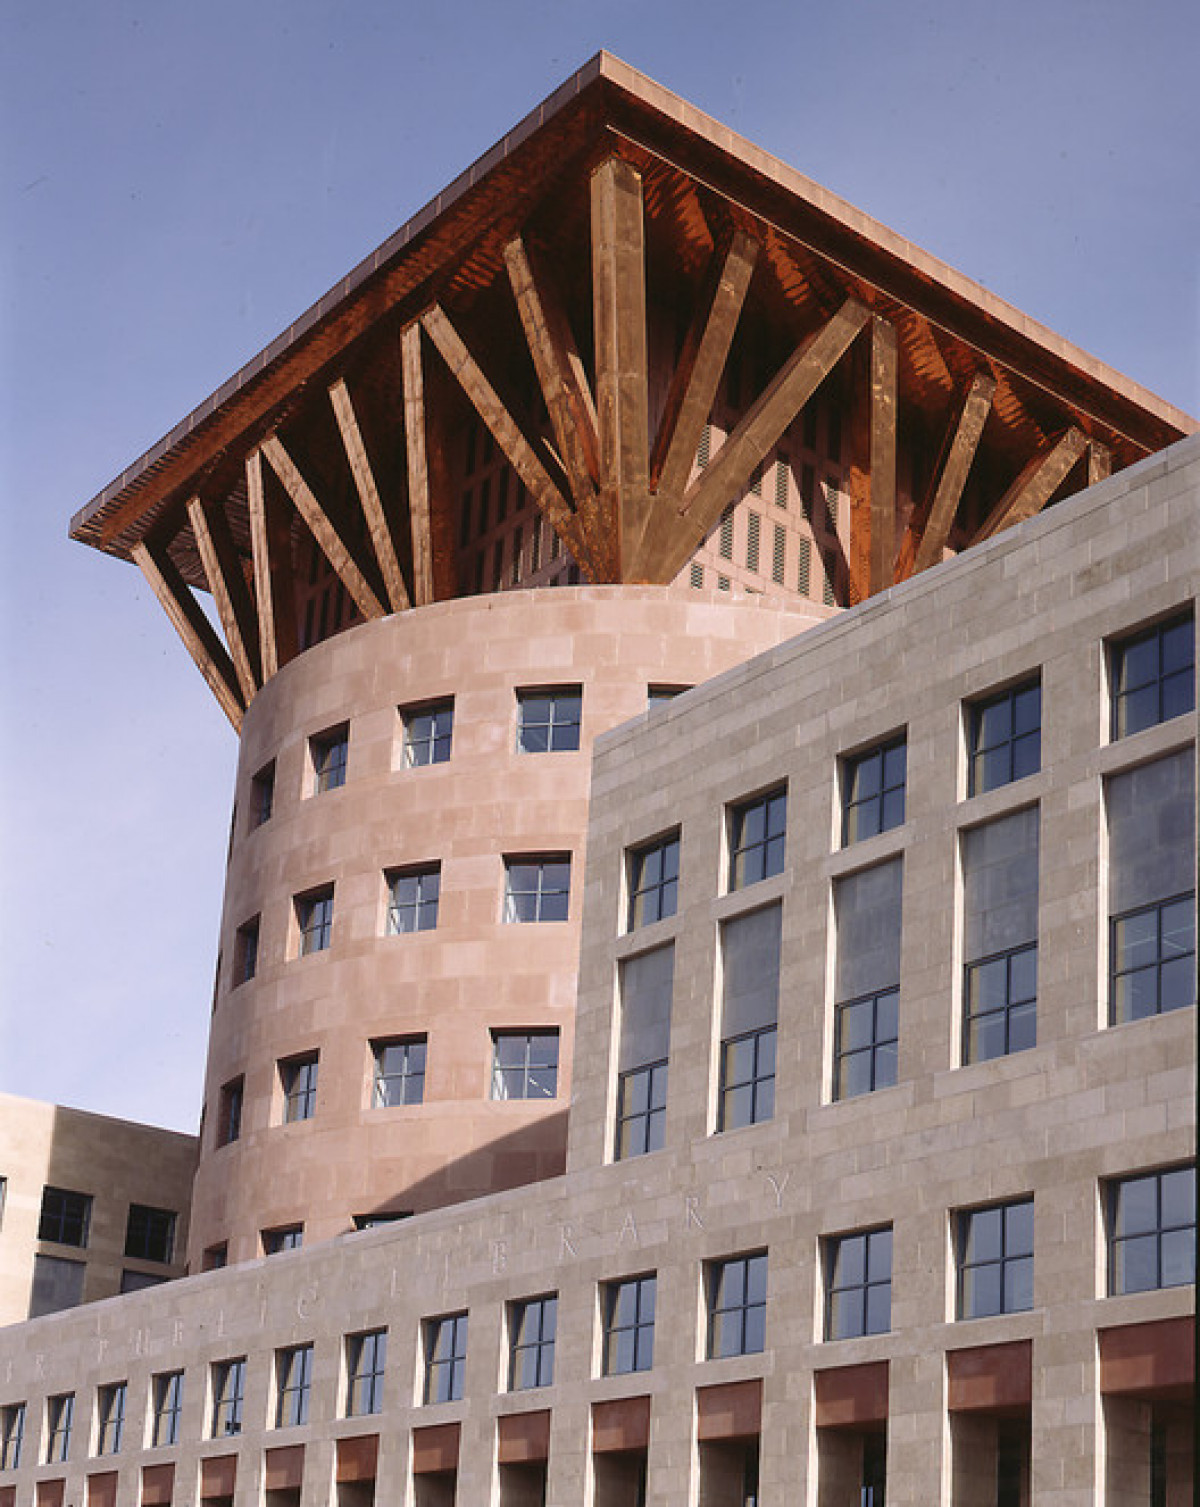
[210,1359,246,1437]
[202,1243,228,1270]
[151,1372,184,1448]
[957,1200,1033,1319]
[280,1053,319,1122]
[263,1225,303,1255]
[516,687,582,752]
[968,680,1041,796]
[45,1393,73,1464]
[490,1031,559,1100]
[372,1036,427,1108]
[602,1275,656,1375]
[1111,613,1194,738]
[234,917,260,985]
[1107,750,1196,1023]
[346,1329,387,1417]
[296,886,334,956]
[30,1254,85,1317]
[962,808,1039,1062]
[1108,1167,1196,1295]
[218,1077,243,1146]
[124,1204,177,1264]
[275,1344,313,1428]
[251,761,275,827]
[386,864,440,934]
[718,906,780,1131]
[707,1252,768,1358]
[311,724,349,792]
[403,701,454,767]
[616,946,673,1160]
[120,1269,166,1295]
[825,1227,892,1339]
[37,1187,92,1247]
[424,1313,468,1404]
[504,855,570,922]
[627,832,680,929]
[728,787,786,889]
[509,1294,557,1390]
[834,859,902,1099]
[0,1402,25,1470]
[96,1381,126,1455]
[843,737,906,844]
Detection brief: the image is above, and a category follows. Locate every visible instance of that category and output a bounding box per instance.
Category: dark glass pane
[1119,684,1158,737]
[1116,1178,1159,1235]
[841,998,874,1050]
[968,1011,1006,1064]
[1161,1167,1196,1224]
[1113,1234,1157,1294]
[1013,684,1041,733]
[742,1304,766,1354]
[1005,1201,1034,1255]
[1006,1255,1033,1312]
[850,754,882,802]
[964,1207,1003,1263]
[1115,909,1159,968]
[839,1050,873,1100]
[876,989,899,1039]
[1161,670,1195,722]
[757,1028,777,1076]
[874,1040,898,1089]
[865,1283,891,1335]
[1160,1229,1195,1288]
[833,1237,866,1287]
[1160,957,1194,1012]
[978,698,1012,747]
[970,957,1009,1012]
[883,742,907,786]
[1007,1000,1037,1054]
[1119,636,1159,692]
[1161,899,1195,957]
[881,788,905,831]
[1160,619,1194,674]
[828,1289,858,1341]
[976,747,1009,794]
[963,1263,1001,1318]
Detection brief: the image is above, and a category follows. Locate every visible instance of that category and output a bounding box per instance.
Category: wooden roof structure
[69,54,1196,728]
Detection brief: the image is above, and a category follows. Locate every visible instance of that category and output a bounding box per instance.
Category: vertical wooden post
[401,322,434,607]
[869,316,898,595]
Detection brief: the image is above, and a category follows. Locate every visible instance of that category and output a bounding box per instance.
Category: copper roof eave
[70,51,1196,559]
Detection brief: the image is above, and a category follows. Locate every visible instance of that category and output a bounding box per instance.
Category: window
[503,856,570,922]
[403,700,454,767]
[275,1344,313,1428]
[203,1244,228,1271]
[1,1403,25,1470]
[30,1254,85,1317]
[491,1031,559,1100]
[125,1204,177,1264]
[45,1393,73,1464]
[509,1294,557,1390]
[647,684,690,708]
[151,1372,184,1448]
[707,1252,768,1358]
[718,906,780,1131]
[825,1228,892,1340]
[616,947,673,1160]
[251,761,275,826]
[728,788,786,889]
[346,1329,387,1417]
[211,1358,246,1437]
[424,1313,468,1404]
[1108,751,1196,1023]
[834,859,902,1099]
[627,832,680,929]
[968,680,1041,796]
[1108,1167,1195,1295]
[280,1053,319,1122]
[263,1225,303,1255]
[957,1200,1033,1319]
[37,1186,92,1247]
[234,917,260,985]
[516,687,582,752]
[386,864,440,934]
[352,1212,411,1230]
[217,1077,243,1146]
[372,1036,427,1108]
[296,887,334,955]
[1111,613,1194,738]
[311,724,349,792]
[962,808,1039,1063]
[96,1381,126,1455]
[602,1275,656,1375]
[120,1269,166,1295]
[843,737,906,844]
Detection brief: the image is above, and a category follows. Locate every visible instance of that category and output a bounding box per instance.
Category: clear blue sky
[1,0,1197,1131]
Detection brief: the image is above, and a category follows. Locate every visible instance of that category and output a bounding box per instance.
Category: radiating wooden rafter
[329,378,411,614]
[400,322,436,608]
[186,494,261,700]
[246,448,298,679]
[972,427,1088,544]
[900,372,996,580]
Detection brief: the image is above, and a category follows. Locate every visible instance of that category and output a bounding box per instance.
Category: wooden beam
[260,434,385,620]
[591,157,650,577]
[186,494,260,701]
[132,539,243,730]
[400,322,434,607]
[419,304,594,576]
[973,427,1088,543]
[1088,440,1112,486]
[867,315,898,595]
[902,373,996,579]
[246,448,297,679]
[504,235,599,508]
[329,378,411,613]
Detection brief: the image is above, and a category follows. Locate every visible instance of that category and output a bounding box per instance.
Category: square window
[386,865,440,934]
[509,1294,557,1390]
[296,887,334,955]
[95,1381,126,1455]
[262,1225,303,1255]
[275,1344,313,1428]
[44,1393,73,1464]
[504,855,570,923]
[124,1204,177,1264]
[825,1227,892,1340]
[516,687,582,753]
[150,1372,183,1449]
[37,1187,92,1248]
[968,680,1041,796]
[957,1199,1033,1319]
[234,917,260,985]
[372,1036,427,1108]
[1111,895,1196,1023]
[203,1243,228,1271]
[310,724,349,792]
[843,737,907,845]
[1,1402,26,1470]
[707,1252,768,1359]
[217,1077,243,1146]
[424,1312,468,1404]
[280,1054,319,1122]
[403,700,454,767]
[346,1329,387,1417]
[210,1358,246,1437]
[1111,613,1194,739]
[1108,1166,1196,1295]
[602,1275,656,1375]
[490,1031,559,1101]
[251,761,275,827]
[728,788,786,889]
[627,832,680,930]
